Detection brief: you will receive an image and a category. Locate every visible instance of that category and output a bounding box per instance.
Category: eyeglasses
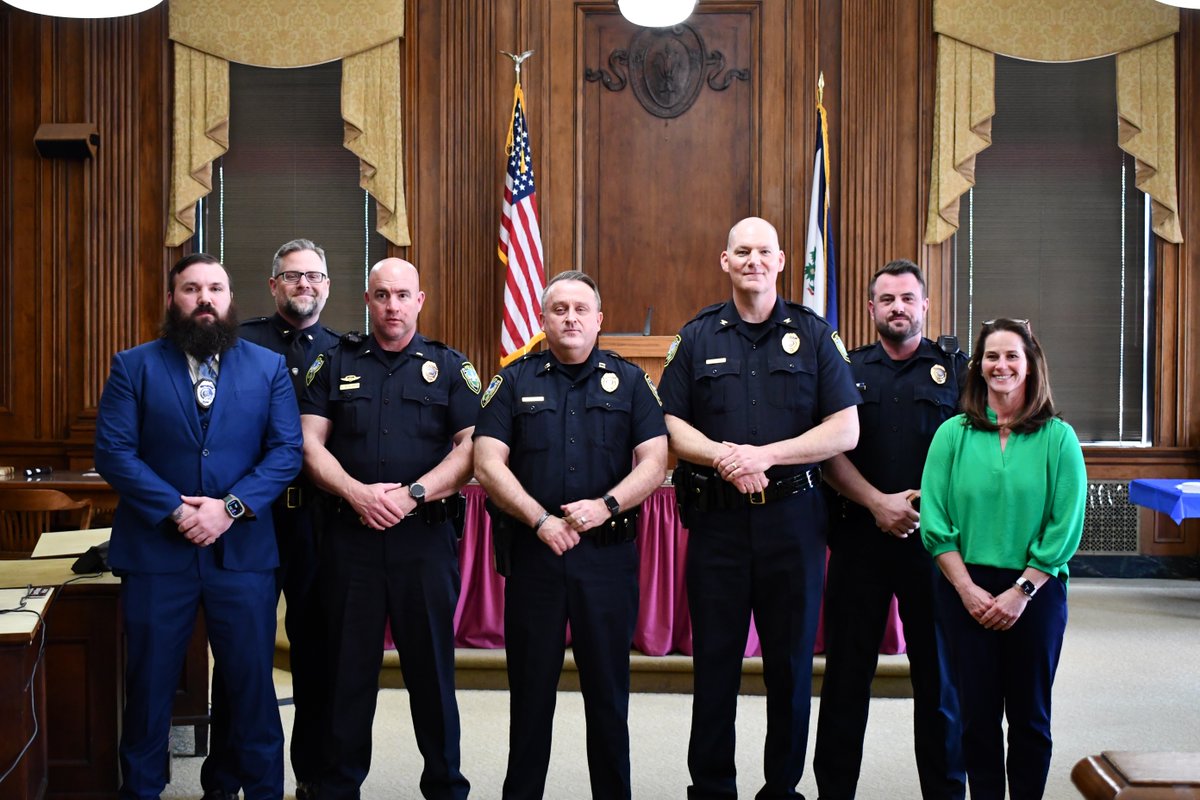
[275,271,328,284]
[983,318,1029,327]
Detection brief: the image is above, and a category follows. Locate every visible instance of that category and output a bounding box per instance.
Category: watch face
[225,497,245,518]
[409,483,426,503]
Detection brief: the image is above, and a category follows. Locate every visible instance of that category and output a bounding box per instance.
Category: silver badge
[422,361,439,383]
[601,372,619,393]
[195,378,216,409]
[782,332,800,354]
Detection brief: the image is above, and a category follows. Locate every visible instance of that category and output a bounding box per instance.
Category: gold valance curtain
[925,0,1181,245]
[165,0,409,247]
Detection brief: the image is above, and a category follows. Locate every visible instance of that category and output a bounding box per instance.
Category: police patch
[831,331,850,363]
[664,335,681,367]
[461,361,482,394]
[644,373,662,407]
[305,354,325,386]
[481,374,503,408]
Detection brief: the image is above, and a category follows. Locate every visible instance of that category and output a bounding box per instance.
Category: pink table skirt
[384,484,906,658]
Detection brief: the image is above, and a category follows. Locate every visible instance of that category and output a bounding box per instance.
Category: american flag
[498,82,546,365]
[803,97,838,330]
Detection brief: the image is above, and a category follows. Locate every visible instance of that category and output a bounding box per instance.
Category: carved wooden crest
[584,24,750,119]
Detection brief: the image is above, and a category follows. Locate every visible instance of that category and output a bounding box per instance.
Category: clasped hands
[871,490,920,538]
[713,442,770,495]
[958,582,1029,631]
[348,482,419,530]
[539,497,611,556]
[173,495,233,547]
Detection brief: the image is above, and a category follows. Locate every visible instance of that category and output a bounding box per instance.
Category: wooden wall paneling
[1173,9,1198,450]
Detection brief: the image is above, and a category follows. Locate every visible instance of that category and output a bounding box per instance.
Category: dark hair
[272,238,326,275]
[167,252,223,293]
[867,259,925,300]
[960,317,1057,433]
[541,270,601,311]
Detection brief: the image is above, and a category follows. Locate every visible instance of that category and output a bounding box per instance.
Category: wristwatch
[602,494,621,517]
[223,494,246,520]
[1013,578,1037,598]
[408,482,427,506]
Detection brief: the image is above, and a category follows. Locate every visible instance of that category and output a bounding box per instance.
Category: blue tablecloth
[1127,478,1200,525]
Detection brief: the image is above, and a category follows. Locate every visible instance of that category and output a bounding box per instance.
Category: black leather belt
[675,465,823,511]
[284,485,304,509]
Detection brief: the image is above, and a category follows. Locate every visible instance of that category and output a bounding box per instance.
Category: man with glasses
[202,239,340,800]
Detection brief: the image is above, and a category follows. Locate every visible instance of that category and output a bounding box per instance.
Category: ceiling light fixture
[617,0,698,28]
[2,0,165,18]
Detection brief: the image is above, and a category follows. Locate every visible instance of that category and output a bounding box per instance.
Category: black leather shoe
[295,783,318,800]
[201,791,239,800]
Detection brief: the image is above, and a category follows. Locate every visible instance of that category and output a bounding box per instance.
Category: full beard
[875,314,921,344]
[161,301,240,358]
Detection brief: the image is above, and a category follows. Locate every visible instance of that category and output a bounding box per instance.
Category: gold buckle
[286,486,301,509]
[749,489,767,505]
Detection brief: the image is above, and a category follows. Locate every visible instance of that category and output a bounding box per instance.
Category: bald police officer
[301,258,477,799]
[474,270,668,799]
[659,217,860,799]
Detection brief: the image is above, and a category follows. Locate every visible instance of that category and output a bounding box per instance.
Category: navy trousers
[204,504,330,791]
[120,545,282,800]
[685,490,827,800]
[318,517,469,800]
[501,531,639,800]
[935,565,1067,800]
[815,521,965,799]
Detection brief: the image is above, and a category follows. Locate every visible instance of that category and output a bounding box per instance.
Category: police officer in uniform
[814,259,966,800]
[474,270,668,800]
[201,238,339,800]
[300,258,477,800]
[658,217,860,800]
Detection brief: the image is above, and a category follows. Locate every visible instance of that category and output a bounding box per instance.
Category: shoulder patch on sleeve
[644,373,662,406]
[460,361,482,394]
[481,374,503,408]
[664,334,682,367]
[831,331,850,363]
[305,353,326,386]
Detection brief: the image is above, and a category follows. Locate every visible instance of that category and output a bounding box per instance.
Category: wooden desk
[0,470,119,526]
[0,587,53,800]
[1073,751,1200,798]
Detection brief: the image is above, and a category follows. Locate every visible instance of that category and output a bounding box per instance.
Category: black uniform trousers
[685,489,827,800]
[814,520,965,800]
[934,565,1067,800]
[318,515,469,800]
[502,529,639,800]
[203,501,330,791]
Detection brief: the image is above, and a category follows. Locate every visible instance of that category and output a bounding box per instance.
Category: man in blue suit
[95,252,303,800]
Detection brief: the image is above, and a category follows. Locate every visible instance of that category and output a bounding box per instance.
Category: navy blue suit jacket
[95,338,303,574]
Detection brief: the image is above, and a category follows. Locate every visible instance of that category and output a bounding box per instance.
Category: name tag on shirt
[705,357,727,365]
[520,396,545,403]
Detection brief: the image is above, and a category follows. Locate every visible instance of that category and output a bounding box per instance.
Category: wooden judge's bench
[1073,752,1200,798]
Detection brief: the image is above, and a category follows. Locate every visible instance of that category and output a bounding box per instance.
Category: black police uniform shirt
[658,298,860,478]
[844,338,966,497]
[240,313,340,401]
[473,347,667,514]
[300,332,481,484]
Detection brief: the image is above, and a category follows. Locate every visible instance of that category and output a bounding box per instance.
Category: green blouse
[920,410,1086,584]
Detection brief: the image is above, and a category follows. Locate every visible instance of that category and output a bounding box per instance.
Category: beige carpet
[163,578,1200,799]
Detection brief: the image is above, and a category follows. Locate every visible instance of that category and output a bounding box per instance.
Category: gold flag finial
[817,71,825,106]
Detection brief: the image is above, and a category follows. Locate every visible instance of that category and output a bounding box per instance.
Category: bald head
[366,258,425,350]
[727,217,780,251]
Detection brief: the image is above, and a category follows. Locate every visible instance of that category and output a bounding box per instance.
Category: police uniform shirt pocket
[513,395,557,452]
[584,390,633,445]
[913,381,960,432]
[695,358,742,413]
[766,355,817,409]
[401,381,451,438]
[331,386,374,437]
[856,382,883,432]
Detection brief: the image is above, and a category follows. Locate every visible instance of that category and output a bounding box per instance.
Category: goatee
[161,301,240,358]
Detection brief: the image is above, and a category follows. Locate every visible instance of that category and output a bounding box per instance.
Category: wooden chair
[0,488,94,558]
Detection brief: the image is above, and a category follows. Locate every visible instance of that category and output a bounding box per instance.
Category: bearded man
[95,252,302,800]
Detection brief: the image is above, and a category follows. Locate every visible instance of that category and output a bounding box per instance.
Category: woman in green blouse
[920,318,1086,800]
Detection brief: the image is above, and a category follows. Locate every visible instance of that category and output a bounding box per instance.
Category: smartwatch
[223,494,246,520]
[1013,578,1037,598]
[603,494,621,517]
[408,482,427,506]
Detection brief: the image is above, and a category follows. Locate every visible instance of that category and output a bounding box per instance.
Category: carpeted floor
[163,578,1200,799]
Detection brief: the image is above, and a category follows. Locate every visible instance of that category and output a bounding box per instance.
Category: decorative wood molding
[583,23,749,119]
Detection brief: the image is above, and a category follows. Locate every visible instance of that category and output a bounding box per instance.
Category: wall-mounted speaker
[34,123,100,159]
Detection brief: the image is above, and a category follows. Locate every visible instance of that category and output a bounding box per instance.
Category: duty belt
[675,465,823,512]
